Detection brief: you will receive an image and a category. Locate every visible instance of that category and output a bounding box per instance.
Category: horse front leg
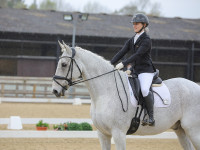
[112,130,126,150]
[97,130,111,150]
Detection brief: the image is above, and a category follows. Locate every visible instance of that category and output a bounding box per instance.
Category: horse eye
[62,63,67,67]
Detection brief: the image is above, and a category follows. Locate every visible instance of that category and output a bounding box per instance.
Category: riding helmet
[131,13,149,27]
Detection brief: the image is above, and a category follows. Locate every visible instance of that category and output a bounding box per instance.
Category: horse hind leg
[172,121,195,150]
[181,122,200,150]
[180,108,200,150]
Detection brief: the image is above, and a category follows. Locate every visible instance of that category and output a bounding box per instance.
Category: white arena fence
[0,76,199,100]
[0,118,93,125]
[0,76,197,139]
[0,76,90,99]
[0,131,177,139]
[0,117,177,139]
[0,97,91,104]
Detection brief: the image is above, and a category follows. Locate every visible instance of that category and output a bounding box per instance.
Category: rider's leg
[143,91,155,126]
[138,73,155,126]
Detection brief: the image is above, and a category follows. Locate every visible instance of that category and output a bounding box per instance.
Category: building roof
[0,8,200,41]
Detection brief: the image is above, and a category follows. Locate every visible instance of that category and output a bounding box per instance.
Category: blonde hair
[144,27,149,33]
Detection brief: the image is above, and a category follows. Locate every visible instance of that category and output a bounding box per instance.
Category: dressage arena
[0,102,183,150]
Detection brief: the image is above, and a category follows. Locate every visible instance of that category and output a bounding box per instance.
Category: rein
[53,47,129,112]
[114,70,129,112]
[71,69,117,85]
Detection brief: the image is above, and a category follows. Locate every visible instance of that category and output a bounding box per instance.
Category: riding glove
[125,70,132,75]
[115,62,124,70]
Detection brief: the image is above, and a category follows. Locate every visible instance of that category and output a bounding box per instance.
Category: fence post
[44,85,47,98]
[1,84,4,97]
[16,84,19,97]
[23,80,26,97]
[33,84,36,98]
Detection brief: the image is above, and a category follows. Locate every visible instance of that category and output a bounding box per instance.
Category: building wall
[0,32,200,81]
[17,57,56,77]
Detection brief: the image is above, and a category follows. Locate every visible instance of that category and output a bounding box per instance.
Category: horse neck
[76,49,114,100]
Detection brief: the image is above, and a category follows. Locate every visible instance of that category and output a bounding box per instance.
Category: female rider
[111,13,156,126]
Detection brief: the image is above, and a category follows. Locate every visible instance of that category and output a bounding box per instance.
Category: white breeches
[138,73,154,97]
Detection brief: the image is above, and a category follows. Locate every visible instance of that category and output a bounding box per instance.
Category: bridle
[53,47,128,112]
[53,47,83,90]
[53,47,117,89]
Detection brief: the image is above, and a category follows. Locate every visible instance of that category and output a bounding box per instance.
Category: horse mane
[75,46,114,70]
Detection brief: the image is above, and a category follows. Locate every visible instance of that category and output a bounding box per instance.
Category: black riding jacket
[111,32,156,74]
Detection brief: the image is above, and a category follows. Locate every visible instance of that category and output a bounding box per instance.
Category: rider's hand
[125,69,131,75]
[115,62,124,70]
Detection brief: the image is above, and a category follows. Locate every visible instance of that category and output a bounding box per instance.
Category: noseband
[53,47,83,90]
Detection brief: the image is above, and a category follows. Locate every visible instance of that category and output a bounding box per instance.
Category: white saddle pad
[126,75,171,108]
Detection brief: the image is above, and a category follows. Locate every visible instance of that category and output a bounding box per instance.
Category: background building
[0,8,200,81]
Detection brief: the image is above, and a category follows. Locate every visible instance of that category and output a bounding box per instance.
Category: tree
[116,2,139,15]
[114,0,161,16]
[29,0,37,10]
[29,0,74,11]
[12,0,27,9]
[149,2,161,16]
[0,0,26,9]
[135,0,150,13]
[39,0,56,10]
[83,1,111,13]
[0,0,8,8]
[56,0,74,12]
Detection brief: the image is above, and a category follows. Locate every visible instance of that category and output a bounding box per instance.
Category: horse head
[52,40,83,97]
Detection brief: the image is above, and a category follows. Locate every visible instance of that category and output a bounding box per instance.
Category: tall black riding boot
[144,91,155,126]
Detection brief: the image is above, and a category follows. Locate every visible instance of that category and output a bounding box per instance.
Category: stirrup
[148,119,155,126]
[141,119,148,126]
[141,118,155,126]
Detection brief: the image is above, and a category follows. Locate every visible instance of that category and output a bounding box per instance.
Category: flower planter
[36,126,48,131]
[36,120,49,130]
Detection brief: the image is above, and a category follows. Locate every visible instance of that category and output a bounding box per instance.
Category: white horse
[52,42,200,150]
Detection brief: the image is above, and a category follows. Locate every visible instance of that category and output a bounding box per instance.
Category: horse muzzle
[52,89,61,97]
[52,88,66,97]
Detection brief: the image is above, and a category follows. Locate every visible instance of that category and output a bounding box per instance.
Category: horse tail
[172,121,195,149]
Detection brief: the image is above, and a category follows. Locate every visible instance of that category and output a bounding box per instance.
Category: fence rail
[0,118,93,125]
[0,76,200,99]
[0,76,90,99]
[0,131,177,139]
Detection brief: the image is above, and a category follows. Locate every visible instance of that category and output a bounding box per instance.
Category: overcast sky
[24,0,200,19]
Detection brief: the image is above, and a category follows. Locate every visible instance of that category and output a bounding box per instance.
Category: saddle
[126,69,162,135]
[129,69,162,103]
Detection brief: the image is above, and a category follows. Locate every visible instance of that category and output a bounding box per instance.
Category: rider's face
[133,22,145,33]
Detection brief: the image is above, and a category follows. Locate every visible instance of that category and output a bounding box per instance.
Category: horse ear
[58,40,65,52]
[62,40,72,55]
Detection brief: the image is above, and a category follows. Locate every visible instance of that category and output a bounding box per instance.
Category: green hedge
[67,122,82,131]
[79,122,93,131]
[53,122,93,131]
